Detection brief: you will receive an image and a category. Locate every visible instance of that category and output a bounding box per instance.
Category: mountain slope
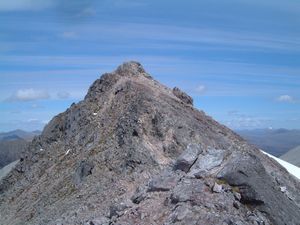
[0,62,299,225]
[280,145,300,167]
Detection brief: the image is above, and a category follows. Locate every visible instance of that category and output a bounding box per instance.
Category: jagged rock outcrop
[0,62,299,225]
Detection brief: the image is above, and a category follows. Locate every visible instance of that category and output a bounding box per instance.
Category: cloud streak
[69,23,300,53]
[0,0,55,11]
[276,95,295,103]
[224,110,271,129]
[57,91,70,99]
[7,88,50,102]
[195,85,206,94]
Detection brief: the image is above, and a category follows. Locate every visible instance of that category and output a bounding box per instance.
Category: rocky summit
[0,62,300,225]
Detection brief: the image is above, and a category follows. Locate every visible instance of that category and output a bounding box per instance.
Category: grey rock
[233,192,241,201]
[233,201,240,209]
[189,148,226,177]
[173,144,202,172]
[115,61,148,77]
[212,182,223,193]
[109,202,130,218]
[280,186,287,193]
[172,87,193,105]
[74,160,94,185]
[147,171,179,192]
[218,153,300,225]
[87,217,110,225]
[170,179,206,204]
[171,205,191,222]
[131,187,146,204]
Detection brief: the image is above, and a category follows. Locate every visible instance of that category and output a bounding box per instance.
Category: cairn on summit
[0,62,299,225]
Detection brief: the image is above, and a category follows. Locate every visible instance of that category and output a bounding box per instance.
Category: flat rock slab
[189,148,226,177]
[170,178,206,204]
[147,171,180,192]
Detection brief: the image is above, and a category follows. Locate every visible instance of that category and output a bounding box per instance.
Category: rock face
[0,61,299,225]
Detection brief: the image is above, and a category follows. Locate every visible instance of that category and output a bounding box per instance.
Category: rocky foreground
[0,62,299,225]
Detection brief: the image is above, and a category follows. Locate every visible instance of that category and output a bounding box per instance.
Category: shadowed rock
[218,153,300,225]
[173,144,202,172]
[74,160,94,185]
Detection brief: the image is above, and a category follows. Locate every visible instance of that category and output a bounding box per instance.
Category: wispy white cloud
[7,88,50,102]
[61,31,78,39]
[31,103,44,109]
[109,0,148,8]
[276,95,295,103]
[224,110,270,129]
[57,91,70,99]
[76,7,96,17]
[0,0,97,16]
[231,0,300,14]
[0,0,55,11]
[27,118,40,122]
[195,85,206,94]
[69,23,300,52]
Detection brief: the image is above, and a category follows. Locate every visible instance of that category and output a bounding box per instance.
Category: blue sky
[0,0,300,131]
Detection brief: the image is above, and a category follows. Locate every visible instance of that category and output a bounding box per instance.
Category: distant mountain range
[236,128,300,157]
[0,129,41,142]
[0,130,41,169]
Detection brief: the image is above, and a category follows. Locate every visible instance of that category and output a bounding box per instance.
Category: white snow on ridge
[261,150,300,180]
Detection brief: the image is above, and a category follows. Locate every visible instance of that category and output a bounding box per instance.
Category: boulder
[189,148,226,178]
[212,182,223,193]
[218,153,300,225]
[173,144,202,172]
[74,160,94,185]
[148,171,180,192]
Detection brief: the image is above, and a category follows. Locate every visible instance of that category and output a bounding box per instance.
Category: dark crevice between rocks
[132,130,139,137]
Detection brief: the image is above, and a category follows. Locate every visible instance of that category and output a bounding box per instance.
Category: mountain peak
[115,61,148,77]
[84,61,153,102]
[1,63,300,225]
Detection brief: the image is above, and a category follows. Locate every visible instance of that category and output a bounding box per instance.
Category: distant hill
[0,130,41,169]
[236,129,300,157]
[0,135,23,141]
[280,145,300,167]
[0,139,27,169]
[0,129,41,141]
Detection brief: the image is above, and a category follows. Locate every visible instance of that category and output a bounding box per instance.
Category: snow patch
[65,149,71,155]
[261,150,300,180]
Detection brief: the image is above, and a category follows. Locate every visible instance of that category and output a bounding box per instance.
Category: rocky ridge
[0,62,299,225]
